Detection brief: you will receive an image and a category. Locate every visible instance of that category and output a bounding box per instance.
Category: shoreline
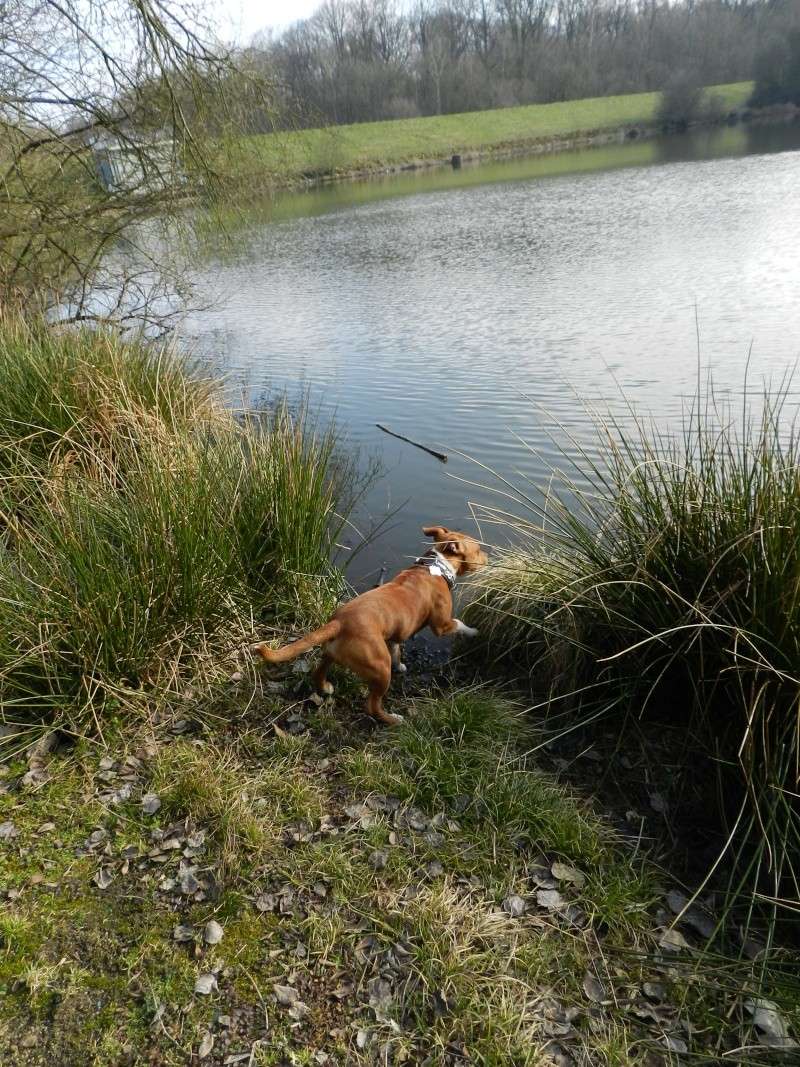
[287,101,799,191]
[1,313,798,1063]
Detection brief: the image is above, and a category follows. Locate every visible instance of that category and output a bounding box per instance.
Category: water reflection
[181,122,800,587]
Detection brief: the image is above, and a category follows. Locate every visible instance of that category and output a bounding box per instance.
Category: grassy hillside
[223,81,753,185]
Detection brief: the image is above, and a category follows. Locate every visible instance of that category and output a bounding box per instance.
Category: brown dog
[252,525,488,724]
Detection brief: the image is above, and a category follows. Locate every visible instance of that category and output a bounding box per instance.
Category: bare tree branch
[1,0,277,328]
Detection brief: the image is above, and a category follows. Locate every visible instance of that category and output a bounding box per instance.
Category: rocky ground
[0,651,797,1066]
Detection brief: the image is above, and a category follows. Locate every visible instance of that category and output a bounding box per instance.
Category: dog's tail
[252,620,342,664]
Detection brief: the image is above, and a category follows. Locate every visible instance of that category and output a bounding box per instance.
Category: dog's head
[422,525,488,575]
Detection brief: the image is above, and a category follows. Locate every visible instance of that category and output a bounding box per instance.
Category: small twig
[375,424,448,463]
[241,966,270,1040]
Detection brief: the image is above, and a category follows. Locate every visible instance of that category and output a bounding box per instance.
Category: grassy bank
[221,82,753,185]
[0,324,797,1063]
[3,685,798,1065]
[0,316,356,742]
[466,387,800,942]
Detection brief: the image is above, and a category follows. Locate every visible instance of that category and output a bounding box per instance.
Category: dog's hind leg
[363,652,402,724]
[389,642,407,674]
[312,654,334,695]
[367,671,402,725]
[337,642,401,725]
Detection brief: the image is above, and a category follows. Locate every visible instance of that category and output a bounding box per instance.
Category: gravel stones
[141,793,161,815]
[502,894,528,917]
[204,920,224,945]
[195,973,218,996]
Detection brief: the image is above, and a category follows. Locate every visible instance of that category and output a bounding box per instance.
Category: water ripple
[182,130,800,585]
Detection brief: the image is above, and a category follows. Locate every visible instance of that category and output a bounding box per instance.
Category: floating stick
[375,424,448,463]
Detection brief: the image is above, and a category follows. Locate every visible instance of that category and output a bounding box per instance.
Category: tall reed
[0,316,355,730]
[467,383,800,930]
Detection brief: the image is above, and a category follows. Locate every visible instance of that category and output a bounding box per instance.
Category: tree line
[3,0,798,324]
[242,0,800,128]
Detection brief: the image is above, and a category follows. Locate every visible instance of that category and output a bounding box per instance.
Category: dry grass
[465,381,800,956]
[0,315,357,741]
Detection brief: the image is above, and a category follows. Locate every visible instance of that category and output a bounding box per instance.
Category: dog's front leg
[430,617,479,639]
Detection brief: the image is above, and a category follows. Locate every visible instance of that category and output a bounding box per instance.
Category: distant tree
[243,0,800,128]
[750,29,800,107]
[656,71,704,129]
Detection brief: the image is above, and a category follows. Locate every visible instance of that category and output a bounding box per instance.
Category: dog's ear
[422,525,449,543]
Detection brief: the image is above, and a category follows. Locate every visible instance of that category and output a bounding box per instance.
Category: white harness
[414,548,457,590]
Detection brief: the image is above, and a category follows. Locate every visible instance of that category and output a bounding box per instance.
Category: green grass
[1,688,796,1065]
[0,316,797,1062]
[149,731,326,869]
[220,81,753,185]
[0,316,357,738]
[466,381,800,944]
[337,689,655,929]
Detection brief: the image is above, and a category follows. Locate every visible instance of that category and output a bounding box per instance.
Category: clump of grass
[151,731,327,852]
[0,314,220,460]
[0,315,358,733]
[150,740,265,857]
[341,690,654,930]
[467,381,800,935]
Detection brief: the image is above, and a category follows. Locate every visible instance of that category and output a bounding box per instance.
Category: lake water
[181,122,800,588]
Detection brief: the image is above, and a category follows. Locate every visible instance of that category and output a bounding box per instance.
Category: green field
[226,81,753,185]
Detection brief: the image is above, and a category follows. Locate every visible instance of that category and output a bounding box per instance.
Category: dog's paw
[384,712,404,725]
[463,626,479,638]
[319,681,334,695]
[395,662,408,674]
